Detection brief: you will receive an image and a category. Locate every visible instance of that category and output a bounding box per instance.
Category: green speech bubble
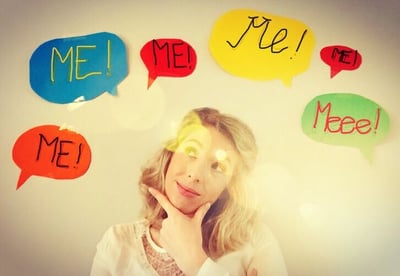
[301,93,390,160]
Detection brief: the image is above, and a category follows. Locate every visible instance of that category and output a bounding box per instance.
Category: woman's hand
[247,268,258,276]
[148,187,211,276]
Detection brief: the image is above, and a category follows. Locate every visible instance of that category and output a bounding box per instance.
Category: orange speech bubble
[12,125,91,190]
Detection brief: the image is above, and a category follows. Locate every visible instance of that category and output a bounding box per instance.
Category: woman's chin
[168,195,197,215]
[172,202,198,217]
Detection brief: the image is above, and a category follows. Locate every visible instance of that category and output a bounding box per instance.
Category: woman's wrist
[186,251,208,276]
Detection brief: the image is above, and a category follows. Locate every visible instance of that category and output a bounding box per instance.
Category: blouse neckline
[145,224,167,254]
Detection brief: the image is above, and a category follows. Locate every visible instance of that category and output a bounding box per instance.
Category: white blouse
[90,219,288,276]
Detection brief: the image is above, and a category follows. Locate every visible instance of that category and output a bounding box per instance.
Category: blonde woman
[90,107,287,276]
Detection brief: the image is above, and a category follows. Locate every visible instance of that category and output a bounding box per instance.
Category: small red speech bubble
[140,38,197,89]
[12,125,91,190]
[320,45,362,78]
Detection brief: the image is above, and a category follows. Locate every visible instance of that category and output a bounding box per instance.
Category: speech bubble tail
[147,77,156,89]
[108,87,118,96]
[360,147,374,163]
[16,171,32,190]
[281,77,292,87]
[330,68,340,78]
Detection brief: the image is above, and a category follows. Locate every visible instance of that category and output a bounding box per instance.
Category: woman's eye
[184,146,198,157]
[212,161,226,173]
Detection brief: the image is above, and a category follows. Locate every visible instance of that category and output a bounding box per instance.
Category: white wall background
[0,0,399,275]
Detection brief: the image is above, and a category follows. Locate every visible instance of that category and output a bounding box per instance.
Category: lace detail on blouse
[142,228,184,276]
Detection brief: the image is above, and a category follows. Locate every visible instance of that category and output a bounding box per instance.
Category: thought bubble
[12,125,91,189]
[301,93,390,160]
[209,9,315,86]
[30,32,128,104]
[320,45,362,78]
[140,39,197,89]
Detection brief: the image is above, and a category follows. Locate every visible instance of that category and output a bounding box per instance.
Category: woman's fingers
[193,202,211,225]
[148,187,179,216]
[247,268,258,276]
[148,187,209,274]
[149,187,210,221]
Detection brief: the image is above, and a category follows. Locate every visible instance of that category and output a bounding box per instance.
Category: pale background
[0,0,399,275]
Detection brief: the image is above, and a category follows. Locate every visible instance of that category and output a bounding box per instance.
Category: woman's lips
[176,182,200,198]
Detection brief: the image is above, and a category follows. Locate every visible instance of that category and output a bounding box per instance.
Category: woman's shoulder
[91,219,151,274]
[248,220,282,251]
[99,219,149,247]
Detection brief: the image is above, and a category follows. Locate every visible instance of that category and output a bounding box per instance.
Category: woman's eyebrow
[182,138,203,147]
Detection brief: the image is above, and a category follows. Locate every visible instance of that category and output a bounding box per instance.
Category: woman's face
[164,125,239,215]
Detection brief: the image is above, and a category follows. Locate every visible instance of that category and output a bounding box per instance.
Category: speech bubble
[320,45,362,78]
[30,32,128,104]
[209,9,315,86]
[12,125,91,189]
[140,38,197,89]
[301,93,390,160]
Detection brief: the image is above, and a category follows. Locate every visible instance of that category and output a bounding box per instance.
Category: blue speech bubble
[30,32,128,104]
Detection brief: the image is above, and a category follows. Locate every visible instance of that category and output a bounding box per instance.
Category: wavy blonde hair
[139,107,260,259]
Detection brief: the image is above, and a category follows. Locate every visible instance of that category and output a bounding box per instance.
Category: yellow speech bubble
[209,9,315,86]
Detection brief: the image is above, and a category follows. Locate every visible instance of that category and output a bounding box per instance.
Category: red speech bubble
[12,125,91,190]
[320,45,362,78]
[140,38,197,89]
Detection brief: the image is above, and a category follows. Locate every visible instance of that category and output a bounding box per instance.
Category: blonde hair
[139,107,260,259]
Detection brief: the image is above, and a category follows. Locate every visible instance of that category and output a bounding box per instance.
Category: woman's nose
[186,160,206,184]
[187,173,200,183]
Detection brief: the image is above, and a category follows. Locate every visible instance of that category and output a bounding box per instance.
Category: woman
[90,107,287,276]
